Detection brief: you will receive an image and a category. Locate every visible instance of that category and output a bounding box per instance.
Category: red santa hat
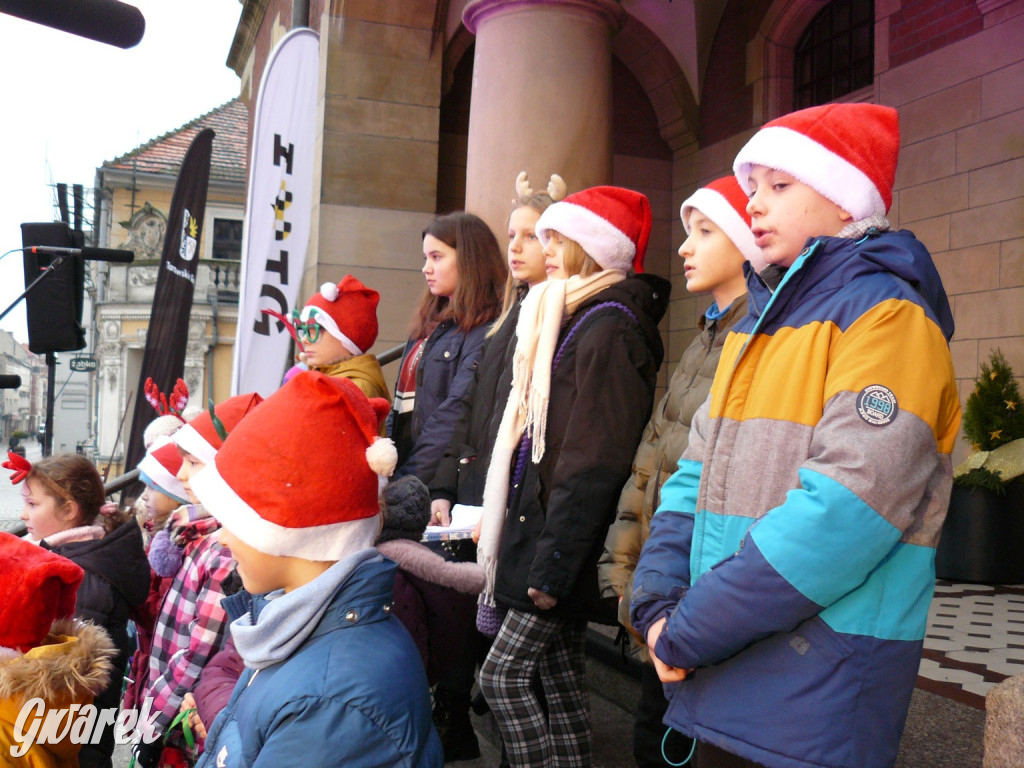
[0,532,84,652]
[173,392,263,466]
[299,275,380,356]
[137,436,189,504]
[681,176,764,271]
[536,186,652,273]
[733,103,900,220]
[189,372,396,561]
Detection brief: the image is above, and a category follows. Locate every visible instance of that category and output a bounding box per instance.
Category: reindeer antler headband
[514,171,567,205]
[3,451,31,484]
[144,377,190,424]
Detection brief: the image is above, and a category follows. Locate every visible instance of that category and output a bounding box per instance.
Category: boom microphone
[0,375,22,389]
[29,246,135,264]
[0,0,145,49]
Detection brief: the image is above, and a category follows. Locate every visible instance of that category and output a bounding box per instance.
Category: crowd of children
[0,101,961,768]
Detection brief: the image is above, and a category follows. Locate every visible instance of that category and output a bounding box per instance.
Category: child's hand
[646,617,691,683]
[527,587,557,610]
[180,693,207,740]
[431,499,452,527]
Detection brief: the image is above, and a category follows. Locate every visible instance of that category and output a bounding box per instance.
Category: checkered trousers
[479,608,591,768]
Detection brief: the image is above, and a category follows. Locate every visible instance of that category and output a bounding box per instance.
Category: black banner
[123,128,214,474]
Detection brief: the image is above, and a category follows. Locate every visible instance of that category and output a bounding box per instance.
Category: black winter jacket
[388,319,491,485]
[494,274,670,620]
[430,286,526,507]
[48,520,150,661]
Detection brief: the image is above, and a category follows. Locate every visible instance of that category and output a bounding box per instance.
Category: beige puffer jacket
[597,294,747,659]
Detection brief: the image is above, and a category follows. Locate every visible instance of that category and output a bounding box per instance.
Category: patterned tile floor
[917,581,1024,708]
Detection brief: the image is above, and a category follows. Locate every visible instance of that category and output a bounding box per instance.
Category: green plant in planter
[954,349,1024,492]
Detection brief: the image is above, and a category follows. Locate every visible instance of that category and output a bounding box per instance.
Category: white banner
[231,28,319,397]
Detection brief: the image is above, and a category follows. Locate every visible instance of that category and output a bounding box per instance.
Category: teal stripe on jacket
[820,542,936,640]
[656,457,702,516]
[751,468,903,607]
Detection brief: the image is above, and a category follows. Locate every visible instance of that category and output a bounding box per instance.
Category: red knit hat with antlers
[173,392,264,466]
[0,532,84,652]
[190,372,396,560]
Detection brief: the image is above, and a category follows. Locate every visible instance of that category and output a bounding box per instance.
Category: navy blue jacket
[196,557,443,768]
[388,319,490,485]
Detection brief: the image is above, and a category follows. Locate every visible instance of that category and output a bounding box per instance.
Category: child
[122,436,191,726]
[477,186,670,767]
[189,372,443,767]
[14,452,150,768]
[133,393,262,767]
[0,532,116,765]
[598,175,756,767]
[375,475,485,685]
[296,274,390,400]
[424,174,564,763]
[630,103,962,768]
[138,435,190,542]
[387,212,507,484]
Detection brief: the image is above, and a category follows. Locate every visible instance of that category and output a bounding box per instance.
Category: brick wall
[889,0,983,68]
[878,9,1024,461]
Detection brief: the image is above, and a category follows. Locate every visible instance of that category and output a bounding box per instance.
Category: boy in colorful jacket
[630,103,961,768]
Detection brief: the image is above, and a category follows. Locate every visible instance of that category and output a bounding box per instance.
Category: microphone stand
[0,252,71,324]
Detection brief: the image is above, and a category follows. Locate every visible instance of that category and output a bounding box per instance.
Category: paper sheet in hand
[422,504,483,542]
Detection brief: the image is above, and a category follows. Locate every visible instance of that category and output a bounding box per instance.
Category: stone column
[463,0,624,240]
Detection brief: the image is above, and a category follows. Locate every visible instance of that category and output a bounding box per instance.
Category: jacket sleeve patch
[856,384,898,426]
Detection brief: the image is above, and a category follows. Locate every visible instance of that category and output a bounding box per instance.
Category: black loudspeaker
[20,222,87,354]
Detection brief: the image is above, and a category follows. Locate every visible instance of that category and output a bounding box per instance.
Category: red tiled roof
[103,98,249,186]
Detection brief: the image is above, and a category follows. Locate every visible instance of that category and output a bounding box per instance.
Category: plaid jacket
[143,528,233,734]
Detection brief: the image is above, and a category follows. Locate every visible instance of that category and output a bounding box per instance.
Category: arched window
[794,0,874,109]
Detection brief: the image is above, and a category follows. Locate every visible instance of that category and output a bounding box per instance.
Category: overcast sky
[0,1,243,343]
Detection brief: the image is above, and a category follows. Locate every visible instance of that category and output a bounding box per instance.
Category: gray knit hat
[377,476,431,544]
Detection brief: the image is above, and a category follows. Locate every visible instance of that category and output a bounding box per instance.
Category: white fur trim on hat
[733,125,885,221]
[535,201,636,272]
[299,305,363,356]
[190,460,381,560]
[172,423,217,466]
[137,439,188,503]
[681,188,760,265]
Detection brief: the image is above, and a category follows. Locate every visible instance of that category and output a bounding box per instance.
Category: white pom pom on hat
[320,281,339,302]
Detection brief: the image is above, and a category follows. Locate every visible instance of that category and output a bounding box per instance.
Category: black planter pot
[935,483,1024,584]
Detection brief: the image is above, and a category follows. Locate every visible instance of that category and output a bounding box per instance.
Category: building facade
[90,99,248,475]
[0,329,44,445]
[223,0,1024,467]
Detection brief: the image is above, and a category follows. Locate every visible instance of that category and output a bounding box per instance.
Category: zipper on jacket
[730,240,821,372]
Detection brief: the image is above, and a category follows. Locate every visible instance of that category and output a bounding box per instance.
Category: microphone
[29,246,135,263]
[0,375,22,389]
[0,0,146,49]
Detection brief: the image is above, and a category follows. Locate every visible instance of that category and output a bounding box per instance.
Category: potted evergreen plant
[935,349,1024,583]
